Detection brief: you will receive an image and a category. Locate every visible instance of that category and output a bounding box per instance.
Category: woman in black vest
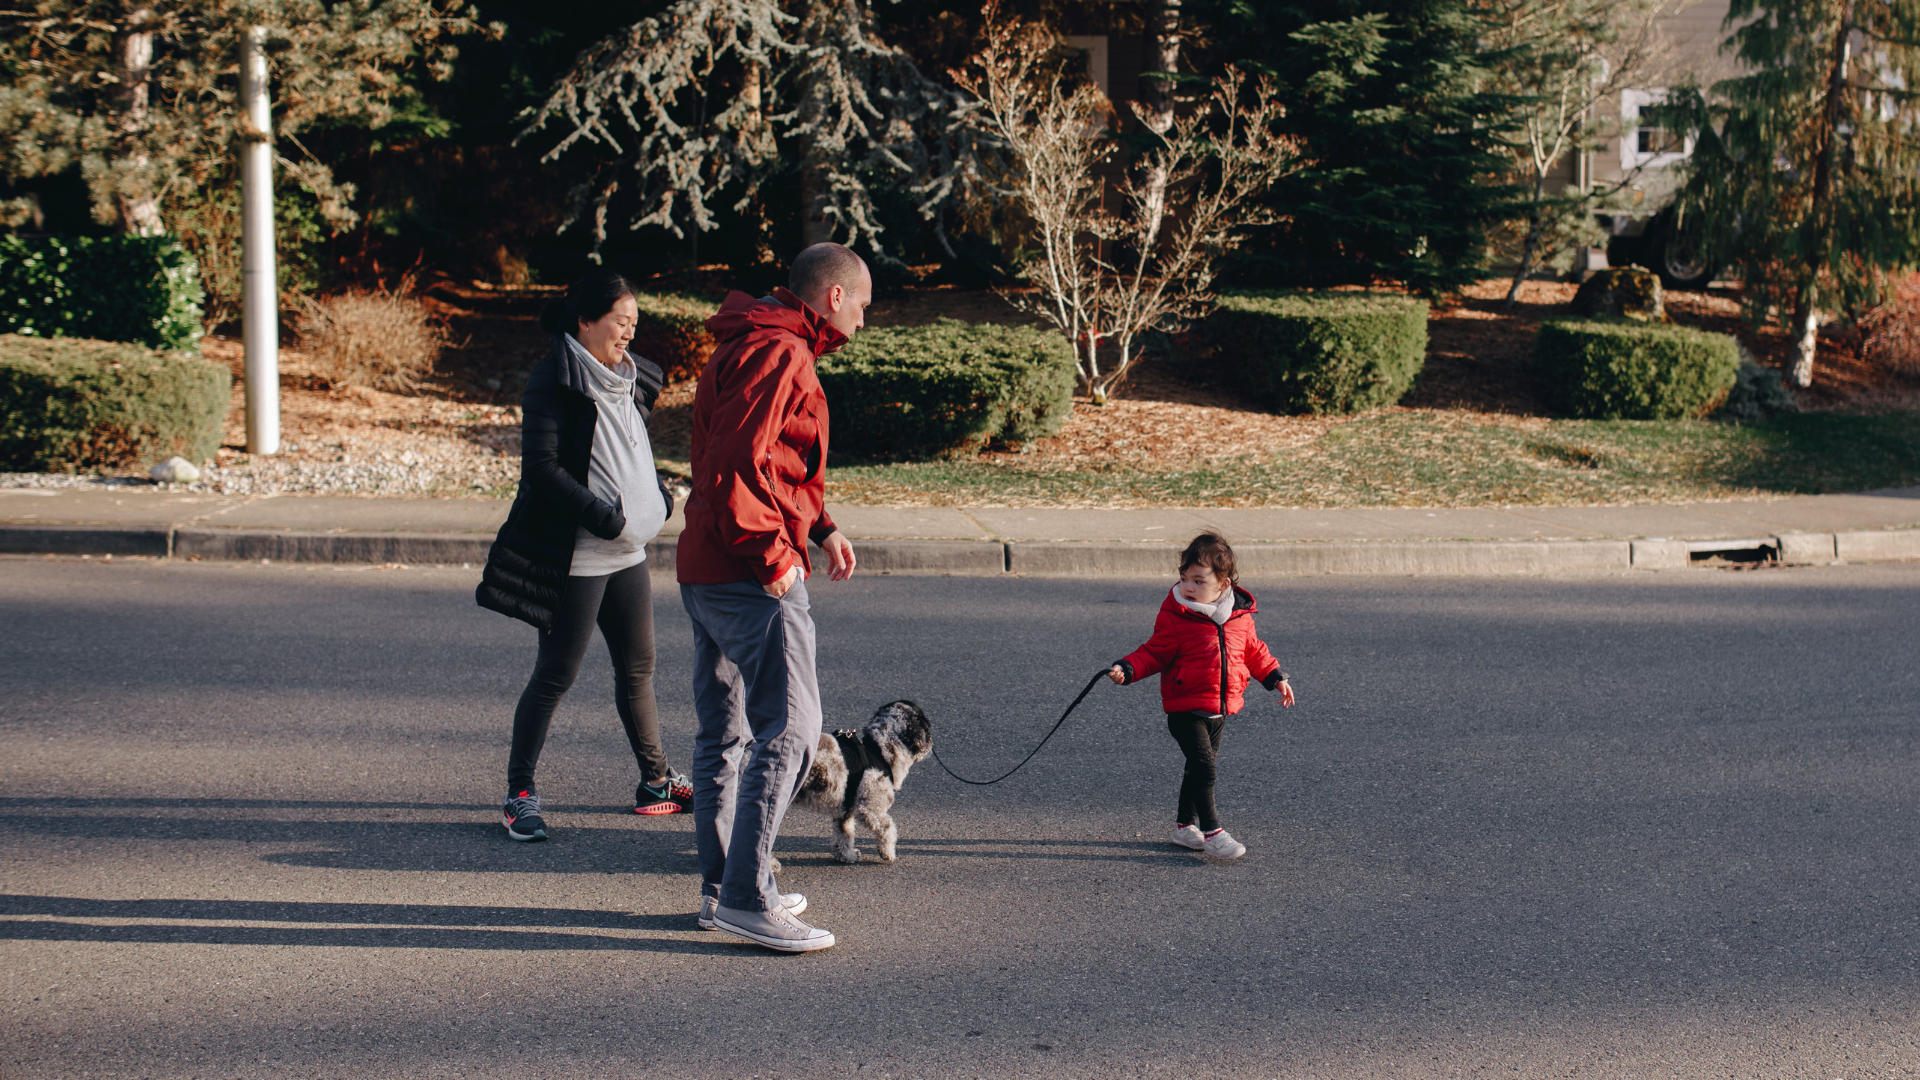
[477,270,689,841]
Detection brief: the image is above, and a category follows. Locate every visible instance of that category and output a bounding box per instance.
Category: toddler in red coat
[1108,533,1294,859]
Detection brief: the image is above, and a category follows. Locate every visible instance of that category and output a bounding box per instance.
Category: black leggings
[508,560,669,793]
[1166,711,1227,832]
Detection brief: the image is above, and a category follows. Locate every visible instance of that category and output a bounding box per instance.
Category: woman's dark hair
[1179,533,1238,584]
[539,269,639,336]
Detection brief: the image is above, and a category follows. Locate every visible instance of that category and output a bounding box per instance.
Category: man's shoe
[712,903,835,952]
[502,790,547,842]
[635,772,693,816]
[1201,828,1246,859]
[698,892,806,930]
[1171,824,1206,850]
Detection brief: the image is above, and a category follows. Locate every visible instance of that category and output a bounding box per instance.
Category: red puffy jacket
[676,288,844,587]
[1117,585,1284,716]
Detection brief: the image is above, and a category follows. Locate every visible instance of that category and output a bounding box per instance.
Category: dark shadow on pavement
[0,895,744,954]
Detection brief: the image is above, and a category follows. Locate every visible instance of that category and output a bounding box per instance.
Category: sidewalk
[3,485,1918,575]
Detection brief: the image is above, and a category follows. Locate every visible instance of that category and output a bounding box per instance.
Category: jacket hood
[542,335,665,403]
[704,287,849,358]
[1159,584,1258,621]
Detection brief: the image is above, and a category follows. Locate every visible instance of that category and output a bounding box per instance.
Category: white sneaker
[1171,824,1206,850]
[1202,829,1247,859]
[698,892,806,930]
[712,902,835,952]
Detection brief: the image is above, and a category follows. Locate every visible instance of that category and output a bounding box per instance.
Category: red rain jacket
[676,288,844,587]
[1117,585,1284,716]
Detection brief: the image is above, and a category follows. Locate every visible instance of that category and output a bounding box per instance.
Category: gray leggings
[507,559,669,793]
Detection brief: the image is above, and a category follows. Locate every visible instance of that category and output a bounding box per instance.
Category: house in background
[1562,0,1743,287]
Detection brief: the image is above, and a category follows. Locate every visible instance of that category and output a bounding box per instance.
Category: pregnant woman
[476,269,690,841]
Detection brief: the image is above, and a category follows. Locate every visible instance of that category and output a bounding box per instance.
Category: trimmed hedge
[816,319,1075,460]
[0,335,230,472]
[631,292,717,382]
[1535,317,1740,419]
[1206,291,1429,414]
[0,234,206,351]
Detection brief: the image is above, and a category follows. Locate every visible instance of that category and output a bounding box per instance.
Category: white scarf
[1171,583,1233,625]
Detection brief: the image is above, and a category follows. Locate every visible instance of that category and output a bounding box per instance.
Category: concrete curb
[3,523,1917,576]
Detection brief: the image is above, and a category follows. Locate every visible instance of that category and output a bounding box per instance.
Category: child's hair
[1179,533,1238,583]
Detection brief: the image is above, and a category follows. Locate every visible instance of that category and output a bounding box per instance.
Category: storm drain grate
[1687,538,1779,565]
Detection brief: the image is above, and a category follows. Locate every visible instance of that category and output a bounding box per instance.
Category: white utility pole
[240,25,279,455]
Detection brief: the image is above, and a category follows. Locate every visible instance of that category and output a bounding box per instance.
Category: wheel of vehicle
[1642,214,1717,291]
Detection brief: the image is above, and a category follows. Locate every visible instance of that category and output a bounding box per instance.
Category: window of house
[1637,127,1685,154]
[1620,88,1691,171]
[1062,35,1110,98]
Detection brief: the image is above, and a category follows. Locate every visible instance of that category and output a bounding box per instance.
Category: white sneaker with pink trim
[1202,829,1246,859]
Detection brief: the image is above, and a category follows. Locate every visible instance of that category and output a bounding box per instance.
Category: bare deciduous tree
[954,9,1300,403]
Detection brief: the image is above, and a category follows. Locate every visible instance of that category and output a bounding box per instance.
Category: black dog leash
[930,669,1109,786]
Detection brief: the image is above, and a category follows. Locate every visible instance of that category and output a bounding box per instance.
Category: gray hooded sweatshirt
[562,334,669,576]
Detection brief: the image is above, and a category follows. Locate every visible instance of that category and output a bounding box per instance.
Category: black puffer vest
[475,338,669,630]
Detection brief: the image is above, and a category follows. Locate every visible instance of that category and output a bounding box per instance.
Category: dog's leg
[832,810,860,864]
[858,786,900,863]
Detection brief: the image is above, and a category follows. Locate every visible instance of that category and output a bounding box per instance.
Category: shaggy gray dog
[793,700,932,863]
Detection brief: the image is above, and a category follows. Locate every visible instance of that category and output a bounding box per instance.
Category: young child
[1109,533,1294,859]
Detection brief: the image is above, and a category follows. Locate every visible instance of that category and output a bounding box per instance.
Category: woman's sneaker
[1202,828,1246,859]
[697,892,807,930]
[1171,824,1206,850]
[502,790,547,842]
[635,772,693,816]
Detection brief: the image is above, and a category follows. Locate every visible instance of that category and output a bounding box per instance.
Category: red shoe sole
[634,802,687,815]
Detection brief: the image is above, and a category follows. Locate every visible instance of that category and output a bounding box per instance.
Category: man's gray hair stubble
[789,243,867,300]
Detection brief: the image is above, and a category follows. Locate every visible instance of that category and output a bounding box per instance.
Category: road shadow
[0,805,700,876]
[0,894,738,954]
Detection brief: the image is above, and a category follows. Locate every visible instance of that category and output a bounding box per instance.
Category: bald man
[676,243,871,952]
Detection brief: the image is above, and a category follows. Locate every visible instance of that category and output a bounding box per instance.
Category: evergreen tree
[1661,0,1920,386]
[0,0,491,237]
[518,0,990,265]
[1188,0,1527,294]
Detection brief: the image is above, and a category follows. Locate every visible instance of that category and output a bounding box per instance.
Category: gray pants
[680,578,822,912]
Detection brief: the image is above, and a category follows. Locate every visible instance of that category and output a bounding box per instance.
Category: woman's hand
[586,496,627,541]
[1278,677,1296,708]
[1108,665,1127,685]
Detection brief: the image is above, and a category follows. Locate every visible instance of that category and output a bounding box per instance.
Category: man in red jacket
[677,242,866,952]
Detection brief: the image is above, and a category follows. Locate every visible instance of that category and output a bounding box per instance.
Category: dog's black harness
[831,729,885,814]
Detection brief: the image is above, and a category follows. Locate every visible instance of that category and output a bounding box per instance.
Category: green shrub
[817,319,1075,460]
[1206,291,1429,415]
[0,234,206,351]
[0,335,230,471]
[631,292,718,382]
[1717,358,1798,422]
[1535,317,1741,419]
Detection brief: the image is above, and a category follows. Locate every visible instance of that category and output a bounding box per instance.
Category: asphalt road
[3,556,1919,1079]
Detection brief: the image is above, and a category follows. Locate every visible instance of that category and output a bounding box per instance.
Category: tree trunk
[799,159,832,247]
[1505,172,1548,307]
[1135,0,1182,251]
[1792,0,1854,387]
[116,9,164,236]
[1790,287,1820,388]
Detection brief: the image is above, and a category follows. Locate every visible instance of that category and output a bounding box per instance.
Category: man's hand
[763,564,801,598]
[821,530,857,582]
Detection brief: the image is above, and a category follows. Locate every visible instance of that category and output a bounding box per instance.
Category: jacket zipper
[1216,618,1230,716]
